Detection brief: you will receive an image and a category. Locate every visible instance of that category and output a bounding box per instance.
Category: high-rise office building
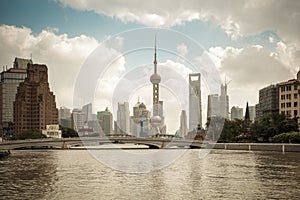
[255,84,279,119]
[71,109,85,131]
[97,107,113,135]
[116,102,130,134]
[130,101,150,137]
[59,106,71,128]
[180,110,187,138]
[231,106,243,120]
[0,58,32,138]
[207,94,220,119]
[219,83,229,119]
[249,106,256,122]
[82,103,93,122]
[189,73,202,130]
[14,64,58,134]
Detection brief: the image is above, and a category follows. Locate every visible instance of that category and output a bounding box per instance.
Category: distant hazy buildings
[97,107,113,135]
[116,102,130,134]
[14,64,58,134]
[0,58,31,137]
[179,110,187,138]
[255,84,279,119]
[231,106,243,120]
[189,73,202,130]
[71,109,85,132]
[59,106,71,128]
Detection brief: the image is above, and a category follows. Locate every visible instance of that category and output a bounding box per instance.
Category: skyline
[1,1,300,133]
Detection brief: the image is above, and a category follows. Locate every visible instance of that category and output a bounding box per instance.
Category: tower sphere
[150,73,161,84]
[151,115,162,124]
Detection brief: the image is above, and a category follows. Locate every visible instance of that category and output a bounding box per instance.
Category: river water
[0,149,299,200]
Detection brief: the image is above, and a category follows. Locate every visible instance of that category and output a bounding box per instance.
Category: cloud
[176,43,188,58]
[0,25,99,108]
[208,45,294,106]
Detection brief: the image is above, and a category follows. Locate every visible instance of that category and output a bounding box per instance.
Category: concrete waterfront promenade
[206,143,300,152]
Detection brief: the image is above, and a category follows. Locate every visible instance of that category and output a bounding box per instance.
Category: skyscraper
[189,73,202,130]
[59,106,71,128]
[14,64,58,135]
[130,101,150,137]
[0,58,32,138]
[219,82,229,119]
[207,94,220,119]
[255,84,279,119]
[71,109,85,131]
[97,107,113,135]
[82,103,93,122]
[116,102,130,134]
[249,106,256,122]
[180,110,187,138]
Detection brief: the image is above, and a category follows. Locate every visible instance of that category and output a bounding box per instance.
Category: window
[294,110,298,116]
[294,102,298,107]
[286,85,292,91]
[281,86,285,92]
[287,102,292,108]
[281,95,285,100]
[287,94,291,100]
[295,85,298,90]
[294,93,298,99]
[281,103,285,108]
[281,111,285,115]
[287,110,291,116]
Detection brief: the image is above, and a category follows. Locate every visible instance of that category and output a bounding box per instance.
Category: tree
[61,127,79,138]
[16,130,47,140]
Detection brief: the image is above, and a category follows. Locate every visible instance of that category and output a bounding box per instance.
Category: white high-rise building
[180,110,187,138]
[116,102,130,134]
[82,103,93,122]
[71,109,85,131]
[249,106,256,122]
[220,83,229,119]
[189,73,202,130]
[207,94,220,119]
[231,106,243,120]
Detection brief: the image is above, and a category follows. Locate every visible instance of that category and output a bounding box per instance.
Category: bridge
[0,137,204,150]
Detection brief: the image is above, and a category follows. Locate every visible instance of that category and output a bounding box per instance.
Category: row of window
[281,102,298,108]
[281,110,298,116]
[281,93,298,100]
[281,85,298,92]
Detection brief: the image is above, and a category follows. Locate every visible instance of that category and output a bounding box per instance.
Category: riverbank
[206,143,300,152]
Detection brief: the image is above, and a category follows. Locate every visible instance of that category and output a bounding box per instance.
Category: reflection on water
[0,150,300,199]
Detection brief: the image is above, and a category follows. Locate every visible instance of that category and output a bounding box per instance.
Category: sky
[0,0,300,133]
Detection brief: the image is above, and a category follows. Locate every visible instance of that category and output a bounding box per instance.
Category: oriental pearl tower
[150,37,164,135]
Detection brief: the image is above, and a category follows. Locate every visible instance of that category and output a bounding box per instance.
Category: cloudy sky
[1,0,299,133]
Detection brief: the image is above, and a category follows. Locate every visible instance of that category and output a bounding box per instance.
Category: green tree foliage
[273,132,300,143]
[16,130,47,140]
[61,127,79,138]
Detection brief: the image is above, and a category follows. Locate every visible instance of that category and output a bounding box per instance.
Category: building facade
[116,102,130,134]
[207,94,220,119]
[179,110,187,138]
[219,83,230,119]
[130,101,150,137]
[0,58,32,138]
[71,109,85,132]
[82,103,93,122]
[59,106,71,128]
[14,64,58,134]
[189,73,202,130]
[231,106,243,120]
[255,84,279,119]
[97,107,113,135]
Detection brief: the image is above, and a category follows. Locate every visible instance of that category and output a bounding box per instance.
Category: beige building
[278,71,300,124]
[42,125,62,138]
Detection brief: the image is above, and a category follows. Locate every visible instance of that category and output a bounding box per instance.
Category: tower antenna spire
[154,35,157,74]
